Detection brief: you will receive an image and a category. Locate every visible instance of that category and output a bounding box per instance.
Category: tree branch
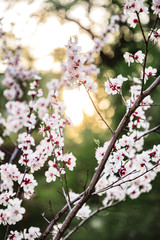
[59,173,72,211]
[9,146,20,164]
[94,161,160,195]
[112,162,160,189]
[64,15,95,39]
[136,124,160,140]
[51,75,160,240]
[85,86,114,134]
[63,201,120,240]
[39,192,85,240]
[93,170,138,195]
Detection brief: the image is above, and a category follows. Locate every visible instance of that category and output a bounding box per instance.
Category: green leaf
[94,139,100,147]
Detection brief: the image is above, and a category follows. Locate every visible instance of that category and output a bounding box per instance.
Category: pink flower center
[133,19,138,23]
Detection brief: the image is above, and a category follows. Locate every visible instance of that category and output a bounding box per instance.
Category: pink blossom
[76,203,91,219]
[152,0,160,17]
[142,66,157,83]
[105,75,127,95]
[127,12,139,28]
[150,29,160,43]
[62,153,77,171]
[7,198,25,224]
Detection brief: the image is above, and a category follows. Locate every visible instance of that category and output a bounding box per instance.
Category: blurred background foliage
[0,0,160,239]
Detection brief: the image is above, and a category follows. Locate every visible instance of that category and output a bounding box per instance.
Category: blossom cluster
[105,74,128,95]
[7,227,41,240]
[123,50,157,84]
[62,37,97,92]
[0,196,25,225]
[2,45,37,100]
[123,50,145,66]
[152,0,160,17]
[95,133,160,203]
[94,0,160,206]
[124,0,148,28]
[86,14,126,63]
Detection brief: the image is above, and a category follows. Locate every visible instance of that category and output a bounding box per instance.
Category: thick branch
[39,192,84,240]
[63,201,120,240]
[52,75,160,240]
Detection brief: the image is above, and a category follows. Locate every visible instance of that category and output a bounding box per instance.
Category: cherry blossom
[152,0,160,17]
[62,153,77,171]
[124,50,145,66]
[124,0,148,28]
[142,66,157,83]
[124,0,148,15]
[127,12,139,28]
[7,227,41,240]
[68,191,91,219]
[7,198,25,224]
[18,174,38,199]
[150,29,160,43]
[45,161,61,182]
[52,224,63,239]
[27,226,41,239]
[76,203,91,219]
[105,75,128,95]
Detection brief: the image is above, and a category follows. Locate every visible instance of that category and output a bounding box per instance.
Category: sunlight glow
[1,0,98,125]
[63,87,95,126]
[34,56,54,71]
[89,7,108,25]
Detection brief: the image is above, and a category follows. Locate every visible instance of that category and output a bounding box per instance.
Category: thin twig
[42,213,50,224]
[94,162,160,195]
[39,192,85,240]
[140,103,160,107]
[83,169,89,191]
[112,162,160,189]
[136,12,147,44]
[107,79,127,106]
[9,146,20,164]
[93,170,138,195]
[136,12,149,94]
[136,125,160,140]
[59,174,72,211]
[63,172,71,205]
[49,200,54,218]
[148,16,159,42]
[148,42,158,51]
[85,86,114,134]
[4,225,10,240]
[64,15,95,39]
[16,163,28,198]
[141,40,148,94]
